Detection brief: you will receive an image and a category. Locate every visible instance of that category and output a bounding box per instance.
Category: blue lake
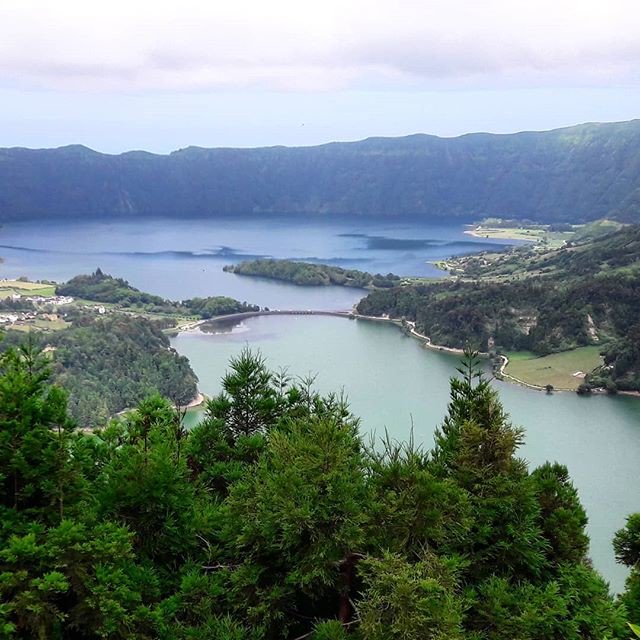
[1,214,636,592]
[175,314,640,594]
[0,215,516,308]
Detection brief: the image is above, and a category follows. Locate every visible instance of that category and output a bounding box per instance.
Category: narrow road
[176,309,356,332]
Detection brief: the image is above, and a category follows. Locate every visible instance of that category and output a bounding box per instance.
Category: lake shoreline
[184,391,207,410]
[177,310,638,401]
[357,318,637,398]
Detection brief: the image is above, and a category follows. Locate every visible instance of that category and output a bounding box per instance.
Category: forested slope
[1,344,639,638]
[357,226,640,391]
[0,271,261,425]
[1,317,198,426]
[2,120,640,222]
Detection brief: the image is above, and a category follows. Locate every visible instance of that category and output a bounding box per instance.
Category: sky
[1,0,639,153]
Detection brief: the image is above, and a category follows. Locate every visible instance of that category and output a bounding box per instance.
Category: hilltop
[2,120,640,222]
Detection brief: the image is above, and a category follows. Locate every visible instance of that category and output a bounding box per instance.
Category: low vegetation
[504,347,603,390]
[224,259,401,288]
[0,279,56,299]
[1,344,639,638]
[466,217,577,248]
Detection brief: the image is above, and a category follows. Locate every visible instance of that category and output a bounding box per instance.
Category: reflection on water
[0,215,520,308]
[199,318,248,335]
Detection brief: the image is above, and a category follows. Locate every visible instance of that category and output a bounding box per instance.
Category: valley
[5,3,640,635]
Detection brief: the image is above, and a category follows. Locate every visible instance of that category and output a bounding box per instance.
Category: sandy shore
[184,392,207,409]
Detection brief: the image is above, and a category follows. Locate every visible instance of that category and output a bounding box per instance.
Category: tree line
[224,259,401,289]
[357,227,640,391]
[1,343,639,638]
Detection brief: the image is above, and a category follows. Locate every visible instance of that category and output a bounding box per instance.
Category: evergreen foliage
[0,342,634,638]
[48,316,197,427]
[225,260,400,289]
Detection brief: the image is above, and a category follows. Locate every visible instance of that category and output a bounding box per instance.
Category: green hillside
[357,226,640,391]
[2,120,640,222]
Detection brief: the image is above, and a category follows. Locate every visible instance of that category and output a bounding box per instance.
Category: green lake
[4,214,636,594]
[173,314,640,594]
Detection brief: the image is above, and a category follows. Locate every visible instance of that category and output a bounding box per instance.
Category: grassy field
[0,279,56,299]
[504,346,603,390]
[10,318,71,332]
[466,226,574,249]
[467,226,544,241]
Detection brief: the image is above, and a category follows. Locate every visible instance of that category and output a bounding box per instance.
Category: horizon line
[2,117,639,157]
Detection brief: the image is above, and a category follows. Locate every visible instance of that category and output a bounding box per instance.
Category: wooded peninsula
[358,223,640,393]
[224,259,401,289]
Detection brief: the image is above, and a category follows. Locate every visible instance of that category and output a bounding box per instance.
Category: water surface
[173,315,640,593]
[0,216,516,309]
[6,215,635,591]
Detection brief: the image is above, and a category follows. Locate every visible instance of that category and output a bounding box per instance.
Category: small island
[224,259,402,288]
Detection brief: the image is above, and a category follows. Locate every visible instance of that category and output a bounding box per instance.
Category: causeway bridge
[204,309,356,323]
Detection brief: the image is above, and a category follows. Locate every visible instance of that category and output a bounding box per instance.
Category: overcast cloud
[1,0,639,151]
[1,0,639,92]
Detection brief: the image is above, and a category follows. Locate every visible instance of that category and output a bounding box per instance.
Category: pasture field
[0,279,56,298]
[505,346,603,390]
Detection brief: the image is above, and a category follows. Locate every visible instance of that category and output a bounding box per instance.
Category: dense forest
[0,271,265,425]
[224,259,401,288]
[2,120,640,223]
[0,316,198,427]
[57,270,259,317]
[357,226,640,391]
[1,343,640,638]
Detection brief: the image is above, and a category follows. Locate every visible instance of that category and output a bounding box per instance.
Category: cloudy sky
[1,0,639,152]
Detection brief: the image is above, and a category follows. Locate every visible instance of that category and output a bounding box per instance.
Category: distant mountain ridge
[1,120,640,223]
